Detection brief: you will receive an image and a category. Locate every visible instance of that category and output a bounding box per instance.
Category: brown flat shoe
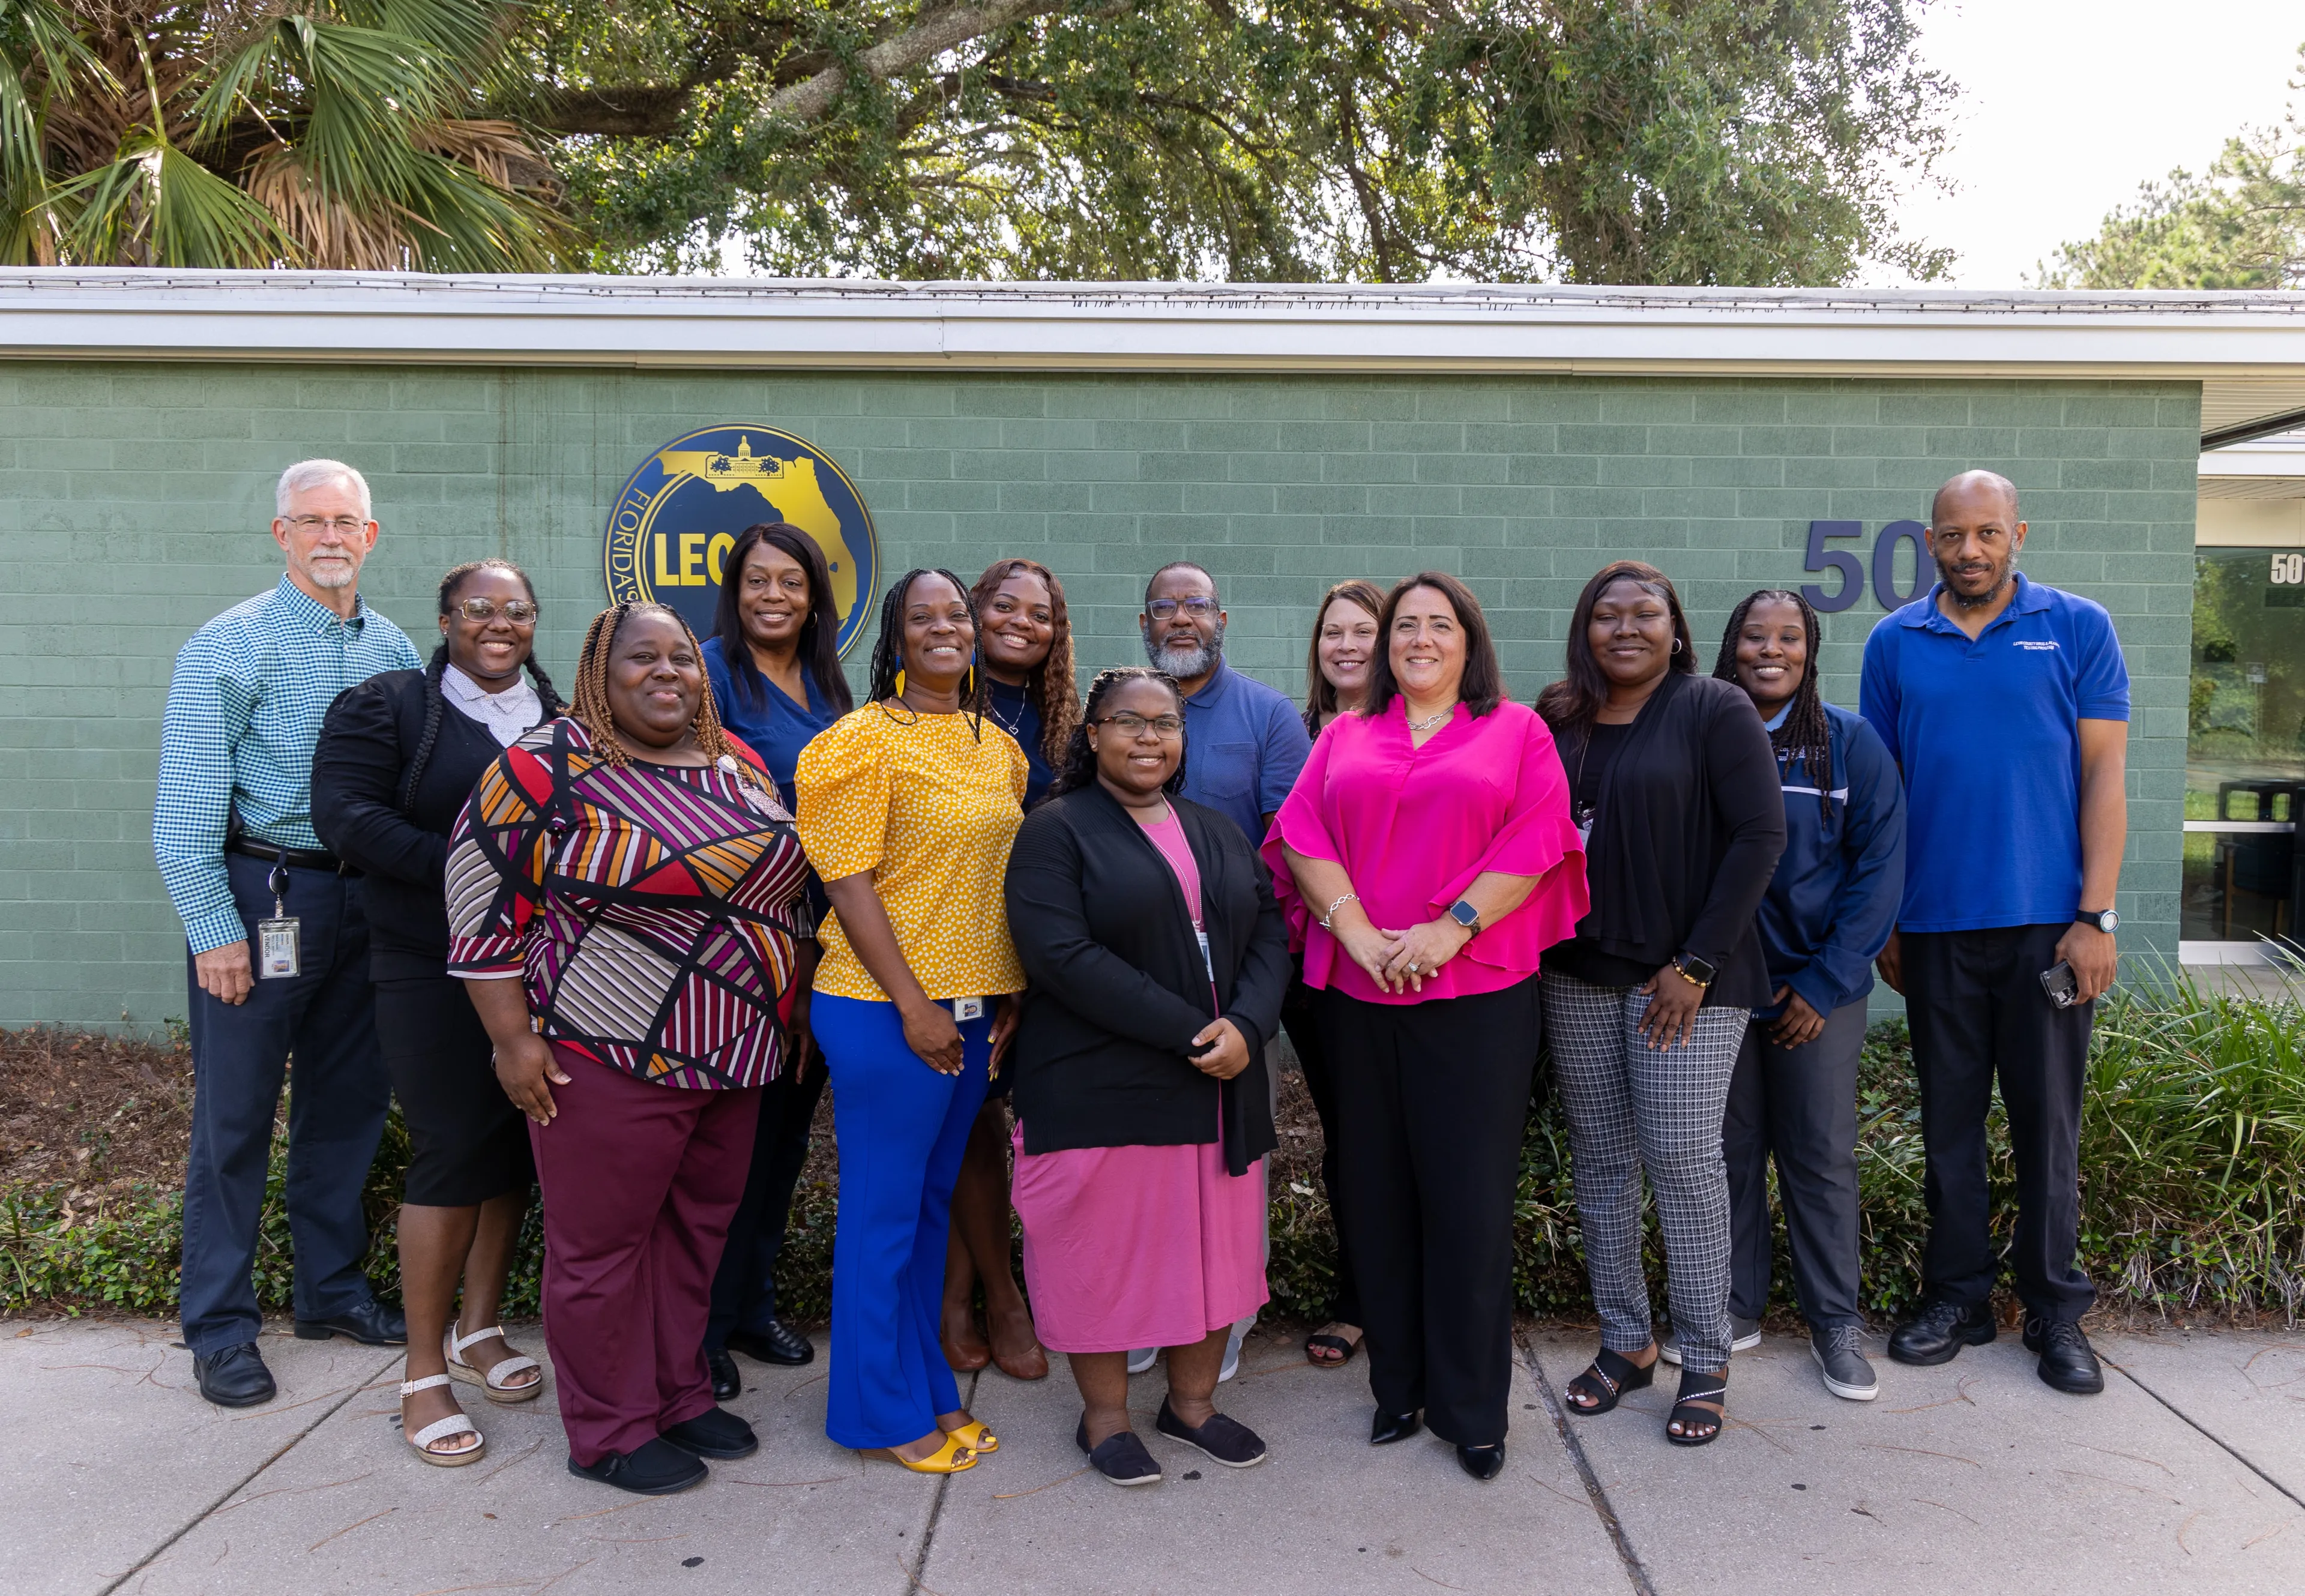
[941,1307,992,1373]
[988,1304,1049,1381]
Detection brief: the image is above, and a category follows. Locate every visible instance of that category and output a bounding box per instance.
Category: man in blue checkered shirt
[154,460,420,1408]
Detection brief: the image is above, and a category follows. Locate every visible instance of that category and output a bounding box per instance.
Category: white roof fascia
[7,271,2305,382]
[2200,430,2305,475]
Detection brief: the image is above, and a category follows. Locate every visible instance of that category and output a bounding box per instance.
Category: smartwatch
[1672,951,1717,988]
[1447,899,1482,935]
[2078,908,2118,935]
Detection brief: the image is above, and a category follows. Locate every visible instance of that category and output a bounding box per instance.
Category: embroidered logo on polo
[603,426,879,657]
[2015,640,2060,651]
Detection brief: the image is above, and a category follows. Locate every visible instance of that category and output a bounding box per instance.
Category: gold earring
[895,668,907,697]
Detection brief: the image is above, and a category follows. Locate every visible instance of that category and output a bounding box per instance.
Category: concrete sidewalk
[4,1315,2299,1595]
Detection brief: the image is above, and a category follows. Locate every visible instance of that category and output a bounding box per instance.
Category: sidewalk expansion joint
[901,1365,977,1595]
[98,1344,400,1596]
[1519,1336,1659,1596]
[2108,1358,2305,1513]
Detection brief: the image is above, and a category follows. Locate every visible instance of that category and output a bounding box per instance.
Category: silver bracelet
[1318,892,1358,930]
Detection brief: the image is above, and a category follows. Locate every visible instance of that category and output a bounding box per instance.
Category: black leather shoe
[707,1348,741,1402]
[1457,1443,1505,1481]
[193,1341,276,1408]
[1370,1409,1422,1446]
[662,1406,759,1460]
[568,1437,709,1495]
[293,1299,407,1346]
[1887,1299,1995,1367]
[2023,1314,2105,1396]
[728,1319,815,1367]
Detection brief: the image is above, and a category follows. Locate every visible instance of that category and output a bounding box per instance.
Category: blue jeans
[812,992,991,1450]
[179,855,392,1355]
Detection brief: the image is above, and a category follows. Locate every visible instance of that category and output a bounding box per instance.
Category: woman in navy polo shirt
[697,522,854,1397]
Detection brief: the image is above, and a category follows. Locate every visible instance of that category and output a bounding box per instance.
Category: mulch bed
[0,1028,196,1196]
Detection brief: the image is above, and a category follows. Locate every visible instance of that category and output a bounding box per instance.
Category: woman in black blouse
[1534,561,1785,1447]
[312,559,561,1465]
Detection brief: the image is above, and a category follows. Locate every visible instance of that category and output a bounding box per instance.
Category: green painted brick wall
[0,363,2199,1031]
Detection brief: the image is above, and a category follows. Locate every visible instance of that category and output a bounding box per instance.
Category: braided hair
[1048,667,1189,799]
[570,601,762,788]
[400,559,563,815]
[1713,588,1833,821]
[969,558,1079,767]
[866,568,989,738]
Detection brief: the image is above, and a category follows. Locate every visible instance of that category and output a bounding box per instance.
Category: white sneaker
[1658,1315,1762,1366]
[1126,1347,1157,1376]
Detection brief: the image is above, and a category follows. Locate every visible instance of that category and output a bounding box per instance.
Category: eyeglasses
[456,598,538,623]
[1146,597,1217,622]
[283,514,369,535]
[1097,712,1184,738]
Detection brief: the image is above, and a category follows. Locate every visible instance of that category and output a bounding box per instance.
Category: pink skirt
[1011,1124,1268,1354]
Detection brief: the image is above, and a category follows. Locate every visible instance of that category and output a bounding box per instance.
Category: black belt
[226,837,350,875]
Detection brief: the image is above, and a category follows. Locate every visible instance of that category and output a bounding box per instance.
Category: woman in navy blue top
[1710,589,1904,1405]
[696,522,854,1399]
[936,558,1081,1382]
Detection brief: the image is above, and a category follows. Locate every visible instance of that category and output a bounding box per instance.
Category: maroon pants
[533,1047,759,1465]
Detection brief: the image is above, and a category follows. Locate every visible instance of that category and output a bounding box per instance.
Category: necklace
[1405,703,1454,734]
[986,690,1029,740]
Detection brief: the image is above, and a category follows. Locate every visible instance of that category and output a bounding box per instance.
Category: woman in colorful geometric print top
[447,602,812,1498]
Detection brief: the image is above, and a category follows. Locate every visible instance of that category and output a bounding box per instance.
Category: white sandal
[400,1373,484,1466]
[445,1325,544,1405]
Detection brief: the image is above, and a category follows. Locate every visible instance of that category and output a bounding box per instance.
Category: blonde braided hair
[571,602,763,789]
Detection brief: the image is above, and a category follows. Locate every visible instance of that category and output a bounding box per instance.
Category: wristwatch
[1447,899,1482,935]
[2078,908,2119,935]
[1672,951,1717,988]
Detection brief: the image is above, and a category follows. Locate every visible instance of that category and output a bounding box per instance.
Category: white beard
[304,558,358,589]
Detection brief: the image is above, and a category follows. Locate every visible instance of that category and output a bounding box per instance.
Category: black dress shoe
[661,1405,759,1459]
[707,1348,741,1402]
[1457,1443,1505,1481]
[2023,1315,2106,1396]
[193,1341,276,1408]
[1886,1299,1995,1367]
[1370,1409,1422,1446]
[727,1319,815,1367]
[568,1437,709,1495]
[293,1299,407,1346]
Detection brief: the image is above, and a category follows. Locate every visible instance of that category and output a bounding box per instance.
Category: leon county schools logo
[603,426,878,656]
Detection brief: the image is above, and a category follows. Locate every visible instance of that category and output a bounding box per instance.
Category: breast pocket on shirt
[1197,742,1255,800]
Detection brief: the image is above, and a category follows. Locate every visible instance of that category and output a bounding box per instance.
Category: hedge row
[7,981,2301,1323]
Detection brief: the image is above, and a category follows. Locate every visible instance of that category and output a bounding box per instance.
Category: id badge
[1196,929,1214,984]
[1576,819,1594,849]
[951,996,985,1023]
[256,917,302,979]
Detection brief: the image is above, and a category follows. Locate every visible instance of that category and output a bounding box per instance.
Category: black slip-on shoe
[661,1406,759,1459]
[2023,1315,2106,1396]
[1370,1409,1422,1446]
[1659,1314,1762,1366]
[706,1348,741,1402]
[1886,1299,1995,1367]
[568,1437,709,1495]
[1457,1443,1505,1481]
[293,1299,407,1346]
[1812,1325,1879,1402]
[728,1319,815,1367]
[1154,1397,1266,1468]
[193,1341,276,1408]
[1076,1418,1162,1486]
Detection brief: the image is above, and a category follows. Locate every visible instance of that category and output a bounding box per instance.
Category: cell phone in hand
[2039,960,2079,1009]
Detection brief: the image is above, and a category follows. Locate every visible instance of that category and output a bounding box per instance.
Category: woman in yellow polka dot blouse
[795,568,1029,1475]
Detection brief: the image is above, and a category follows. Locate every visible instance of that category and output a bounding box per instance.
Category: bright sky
[1896,1,2305,286]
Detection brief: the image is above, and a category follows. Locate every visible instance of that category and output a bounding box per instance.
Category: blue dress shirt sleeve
[153,628,259,955]
[1253,691,1314,837]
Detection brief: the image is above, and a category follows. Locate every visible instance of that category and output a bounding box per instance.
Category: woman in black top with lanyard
[312,559,561,1466]
[1535,561,1784,1448]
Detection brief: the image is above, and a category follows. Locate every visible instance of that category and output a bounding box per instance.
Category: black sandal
[1565,1346,1656,1415]
[1304,1326,1361,1367]
[1666,1369,1727,1446]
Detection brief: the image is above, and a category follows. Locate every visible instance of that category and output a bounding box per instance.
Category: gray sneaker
[1658,1314,1761,1366]
[1812,1325,1878,1401]
[1126,1348,1158,1376]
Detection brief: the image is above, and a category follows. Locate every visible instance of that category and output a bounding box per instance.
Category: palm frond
[52,129,292,268]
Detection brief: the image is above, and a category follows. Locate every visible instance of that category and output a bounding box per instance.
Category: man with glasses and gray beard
[1131,561,1312,1381]
[153,460,418,1408]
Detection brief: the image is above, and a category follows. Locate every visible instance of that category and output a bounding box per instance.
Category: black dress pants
[1723,999,1866,1331]
[1319,977,1540,1448]
[706,1059,829,1347]
[1280,966,1361,1328]
[1901,924,2096,1323]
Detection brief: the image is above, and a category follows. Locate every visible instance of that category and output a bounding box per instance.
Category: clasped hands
[1334,906,1473,995]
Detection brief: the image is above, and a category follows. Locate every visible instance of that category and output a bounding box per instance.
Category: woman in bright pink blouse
[1266,571,1585,1483]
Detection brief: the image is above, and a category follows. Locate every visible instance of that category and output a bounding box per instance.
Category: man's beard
[1145,618,1225,679]
[1936,551,2013,610]
[304,556,358,590]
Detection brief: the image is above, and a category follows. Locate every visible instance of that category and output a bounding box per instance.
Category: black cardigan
[1557,672,1787,1008]
[1004,786,1289,1176]
[312,669,545,983]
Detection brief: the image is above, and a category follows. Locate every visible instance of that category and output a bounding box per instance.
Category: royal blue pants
[812,992,992,1450]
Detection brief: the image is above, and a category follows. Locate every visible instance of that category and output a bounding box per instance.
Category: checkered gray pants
[1543,969,1749,1375]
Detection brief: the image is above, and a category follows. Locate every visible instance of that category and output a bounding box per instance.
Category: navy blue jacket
[1753,701,1906,1019]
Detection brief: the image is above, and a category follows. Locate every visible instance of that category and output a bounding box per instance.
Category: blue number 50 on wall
[1803,520,1931,613]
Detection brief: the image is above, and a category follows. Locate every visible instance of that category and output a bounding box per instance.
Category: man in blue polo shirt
[1860,470,2129,1397]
